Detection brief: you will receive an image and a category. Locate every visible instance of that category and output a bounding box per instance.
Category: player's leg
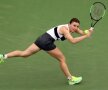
[0,43,41,59]
[47,47,72,78]
[47,47,82,85]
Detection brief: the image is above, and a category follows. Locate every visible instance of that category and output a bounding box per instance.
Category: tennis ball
[84,30,89,34]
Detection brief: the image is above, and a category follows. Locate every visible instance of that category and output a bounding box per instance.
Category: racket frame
[90,2,106,27]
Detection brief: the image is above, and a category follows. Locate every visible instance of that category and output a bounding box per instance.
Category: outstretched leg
[4,43,41,58]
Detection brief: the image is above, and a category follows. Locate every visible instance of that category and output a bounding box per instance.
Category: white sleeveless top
[46,24,69,40]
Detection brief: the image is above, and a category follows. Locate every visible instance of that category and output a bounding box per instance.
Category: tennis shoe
[68,76,82,85]
[0,54,4,63]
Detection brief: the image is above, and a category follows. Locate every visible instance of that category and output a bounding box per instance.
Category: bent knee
[58,56,66,63]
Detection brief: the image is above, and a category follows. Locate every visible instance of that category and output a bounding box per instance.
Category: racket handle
[89,27,94,31]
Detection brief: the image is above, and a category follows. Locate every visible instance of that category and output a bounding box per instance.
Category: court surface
[0,0,108,90]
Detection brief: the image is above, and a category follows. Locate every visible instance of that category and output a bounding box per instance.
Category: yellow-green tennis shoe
[0,54,4,63]
[68,76,82,85]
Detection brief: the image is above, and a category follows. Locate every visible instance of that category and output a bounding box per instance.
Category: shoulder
[59,27,69,36]
[58,24,69,34]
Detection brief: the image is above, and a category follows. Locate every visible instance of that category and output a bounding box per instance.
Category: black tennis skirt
[34,33,56,51]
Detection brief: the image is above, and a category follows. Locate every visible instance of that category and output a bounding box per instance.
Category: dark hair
[69,18,80,24]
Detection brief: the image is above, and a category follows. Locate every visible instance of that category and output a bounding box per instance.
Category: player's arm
[61,27,91,44]
[76,28,85,35]
[76,27,94,35]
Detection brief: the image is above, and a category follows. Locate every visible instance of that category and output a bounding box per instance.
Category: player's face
[69,22,79,32]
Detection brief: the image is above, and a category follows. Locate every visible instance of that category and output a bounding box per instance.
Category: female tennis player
[0,18,93,85]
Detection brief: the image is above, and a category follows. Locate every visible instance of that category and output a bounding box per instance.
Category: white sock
[67,76,72,80]
[4,54,8,59]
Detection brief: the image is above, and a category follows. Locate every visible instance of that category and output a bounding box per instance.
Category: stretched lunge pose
[0,18,93,85]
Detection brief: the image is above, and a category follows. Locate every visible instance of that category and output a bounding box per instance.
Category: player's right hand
[89,27,94,32]
[86,28,94,37]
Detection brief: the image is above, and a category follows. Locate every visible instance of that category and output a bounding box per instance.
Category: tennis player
[0,18,93,85]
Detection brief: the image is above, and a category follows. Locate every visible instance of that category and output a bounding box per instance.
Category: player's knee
[58,56,66,63]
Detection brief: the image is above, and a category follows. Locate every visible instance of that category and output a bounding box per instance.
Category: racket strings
[91,3,105,20]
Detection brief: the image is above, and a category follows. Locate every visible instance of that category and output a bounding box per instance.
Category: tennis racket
[90,2,106,27]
